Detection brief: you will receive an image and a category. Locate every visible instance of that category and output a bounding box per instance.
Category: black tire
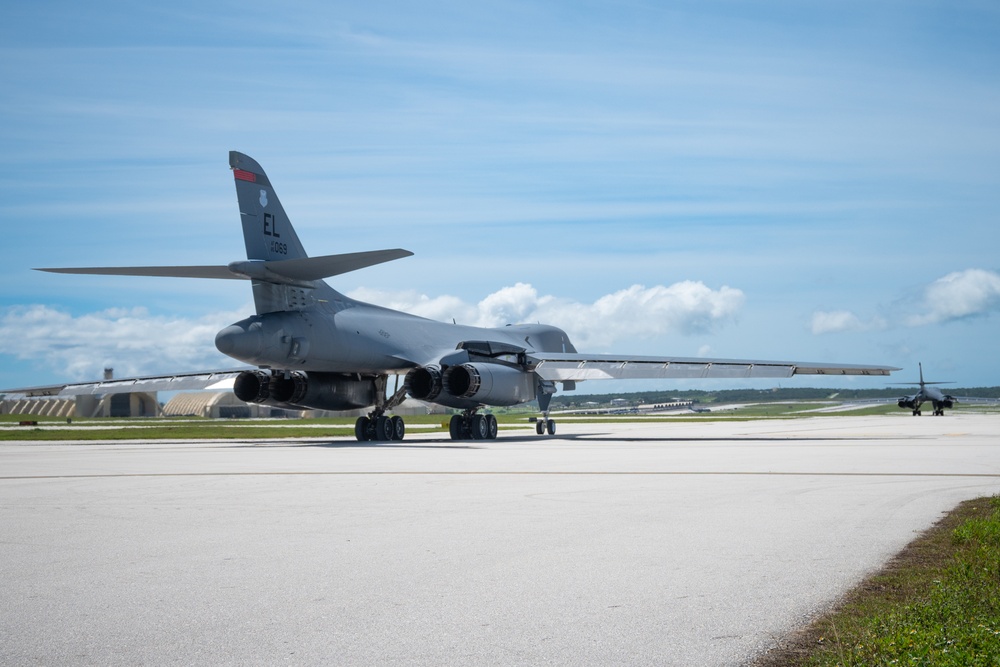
[486,414,498,439]
[450,414,465,440]
[355,416,370,441]
[375,415,393,441]
[470,414,488,440]
[546,419,556,436]
[391,416,405,440]
[536,420,545,435]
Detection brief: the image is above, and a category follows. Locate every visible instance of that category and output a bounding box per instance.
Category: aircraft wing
[527,353,899,382]
[1,370,245,398]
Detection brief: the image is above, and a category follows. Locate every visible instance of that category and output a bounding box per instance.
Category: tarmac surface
[2,413,999,666]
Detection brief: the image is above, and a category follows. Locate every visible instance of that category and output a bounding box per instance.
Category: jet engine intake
[898,398,916,409]
[441,363,536,407]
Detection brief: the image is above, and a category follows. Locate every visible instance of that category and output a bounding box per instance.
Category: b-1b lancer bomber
[893,363,995,416]
[21,152,899,440]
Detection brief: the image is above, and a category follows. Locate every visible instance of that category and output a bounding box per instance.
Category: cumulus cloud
[350,281,744,349]
[2,281,744,381]
[905,269,1000,327]
[810,310,887,335]
[810,268,1000,334]
[0,304,244,381]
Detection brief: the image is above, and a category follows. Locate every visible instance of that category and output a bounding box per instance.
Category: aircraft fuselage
[215,299,576,375]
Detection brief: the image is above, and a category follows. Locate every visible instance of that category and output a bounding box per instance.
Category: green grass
[757,496,1000,666]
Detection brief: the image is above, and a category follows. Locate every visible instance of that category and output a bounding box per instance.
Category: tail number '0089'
[269,240,288,255]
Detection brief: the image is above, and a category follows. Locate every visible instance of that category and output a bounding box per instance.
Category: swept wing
[528,353,897,382]
[2,370,244,399]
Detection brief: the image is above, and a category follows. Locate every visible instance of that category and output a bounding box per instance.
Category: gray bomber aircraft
[893,363,993,416]
[18,152,899,441]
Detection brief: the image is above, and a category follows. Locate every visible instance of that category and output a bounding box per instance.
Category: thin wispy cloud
[810,310,887,335]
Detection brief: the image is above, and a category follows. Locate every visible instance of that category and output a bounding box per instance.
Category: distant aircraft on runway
[893,363,995,416]
[8,152,899,441]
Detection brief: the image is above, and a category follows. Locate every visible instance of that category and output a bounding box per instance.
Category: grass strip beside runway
[758,496,1000,666]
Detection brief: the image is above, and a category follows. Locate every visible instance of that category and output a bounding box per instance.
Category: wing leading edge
[2,371,245,398]
[527,353,899,382]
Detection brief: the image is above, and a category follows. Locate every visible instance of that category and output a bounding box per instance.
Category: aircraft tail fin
[230,151,309,261]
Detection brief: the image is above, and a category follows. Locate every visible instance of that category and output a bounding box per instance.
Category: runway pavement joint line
[4,470,1000,481]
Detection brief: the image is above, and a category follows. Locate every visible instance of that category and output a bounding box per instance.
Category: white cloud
[905,269,1000,327]
[0,304,245,382]
[350,281,744,349]
[1,282,744,382]
[810,310,886,335]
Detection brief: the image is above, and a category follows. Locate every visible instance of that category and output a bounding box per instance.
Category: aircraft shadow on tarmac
[267,433,902,449]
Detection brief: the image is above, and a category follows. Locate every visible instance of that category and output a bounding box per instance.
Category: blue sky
[2,1,999,393]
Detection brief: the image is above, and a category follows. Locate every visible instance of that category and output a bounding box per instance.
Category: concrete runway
[2,414,999,666]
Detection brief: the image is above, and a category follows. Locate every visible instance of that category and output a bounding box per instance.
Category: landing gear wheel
[536,420,545,435]
[450,414,465,440]
[391,415,405,440]
[355,416,371,441]
[469,414,489,440]
[546,419,556,436]
[486,414,498,440]
[375,415,394,441]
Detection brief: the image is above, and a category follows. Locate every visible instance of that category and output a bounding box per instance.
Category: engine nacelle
[940,399,954,409]
[897,398,916,409]
[442,363,536,407]
[233,370,376,411]
[404,365,443,401]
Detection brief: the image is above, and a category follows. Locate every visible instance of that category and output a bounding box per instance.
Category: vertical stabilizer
[230,151,308,261]
[229,151,337,314]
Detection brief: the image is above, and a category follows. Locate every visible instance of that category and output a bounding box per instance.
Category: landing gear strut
[449,410,499,440]
[534,387,556,436]
[355,375,408,442]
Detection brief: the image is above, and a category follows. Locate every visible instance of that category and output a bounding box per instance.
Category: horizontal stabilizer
[36,265,241,279]
[35,249,412,284]
[265,249,413,281]
[527,353,899,382]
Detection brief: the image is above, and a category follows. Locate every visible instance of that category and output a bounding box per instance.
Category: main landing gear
[911,408,946,416]
[355,414,406,441]
[355,375,408,441]
[449,410,499,440]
